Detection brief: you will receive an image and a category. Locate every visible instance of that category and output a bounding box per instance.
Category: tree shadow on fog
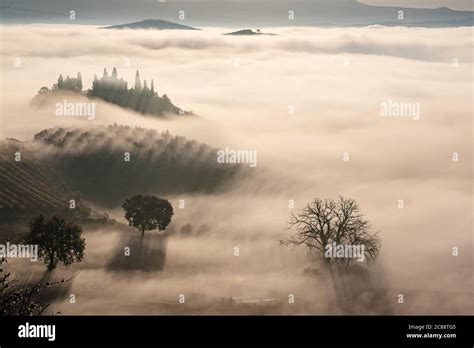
[327,263,393,314]
[106,227,174,272]
[20,269,77,313]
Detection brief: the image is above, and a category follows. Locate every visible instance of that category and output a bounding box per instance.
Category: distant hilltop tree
[41,67,188,117]
[76,72,83,91]
[134,70,142,91]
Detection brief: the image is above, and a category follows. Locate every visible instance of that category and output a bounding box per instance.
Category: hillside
[32,67,191,118]
[33,125,246,207]
[1,125,246,216]
[0,140,91,220]
[103,19,199,30]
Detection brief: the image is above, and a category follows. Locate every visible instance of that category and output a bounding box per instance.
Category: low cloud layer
[1,25,472,62]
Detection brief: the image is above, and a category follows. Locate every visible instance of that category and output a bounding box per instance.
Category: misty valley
[0,13,472,318]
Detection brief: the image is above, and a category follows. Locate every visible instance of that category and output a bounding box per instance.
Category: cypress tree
[77,72,83,91]
[92,74,98,94]
[58,74,64,89]
[134,70,142,90]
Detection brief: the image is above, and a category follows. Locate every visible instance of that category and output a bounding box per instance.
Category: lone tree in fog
[122,194,174,237]
[282,197,380,267]
[24,215,85,270]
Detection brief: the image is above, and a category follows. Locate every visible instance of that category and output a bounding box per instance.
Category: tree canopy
[88,68,183,116]
[24,215,85,270]
[122,194,174,236]
[46,68,187,117]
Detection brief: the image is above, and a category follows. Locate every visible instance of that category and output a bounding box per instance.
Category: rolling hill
[0,139,91,220]
[103,19,199,30]
[1,125,246,218]
[224,29,276,36]
[32,125,245,207]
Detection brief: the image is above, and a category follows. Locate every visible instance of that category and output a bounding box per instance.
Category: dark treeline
[37,68,188,117]
[33,125,245,207]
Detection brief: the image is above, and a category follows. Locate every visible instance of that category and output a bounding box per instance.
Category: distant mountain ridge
[103,19,199,30]
[1,0,472,27]
[351,16,473,28]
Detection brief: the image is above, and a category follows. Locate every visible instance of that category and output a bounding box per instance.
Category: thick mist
[0,24,472,314]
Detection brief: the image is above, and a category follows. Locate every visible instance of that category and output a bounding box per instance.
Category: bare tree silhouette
[282,197,384,313]
[282,196,380,267]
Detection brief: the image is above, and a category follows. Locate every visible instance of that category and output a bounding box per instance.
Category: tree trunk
[47,252,56,271]
[47,260,56,271]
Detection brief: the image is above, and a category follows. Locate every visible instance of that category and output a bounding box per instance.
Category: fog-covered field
[0,25,472,314]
